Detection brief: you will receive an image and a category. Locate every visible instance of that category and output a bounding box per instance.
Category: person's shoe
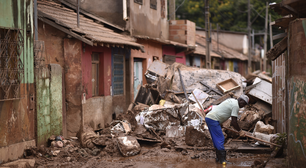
[219,150,231,164]
[215,150,219,162]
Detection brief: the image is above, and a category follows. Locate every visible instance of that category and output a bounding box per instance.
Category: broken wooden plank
[136,137,161,143]
[273,33,287,40]
[266,36,287,61]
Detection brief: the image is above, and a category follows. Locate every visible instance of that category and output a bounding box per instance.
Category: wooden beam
[273,33,287,40]
[266,36,287,61]
[38,17,93,46]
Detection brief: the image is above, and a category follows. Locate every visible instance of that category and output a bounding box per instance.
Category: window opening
[150,0,157,10]
[91,53,99,96]
[134,0,142,5]
[0,28,24,100]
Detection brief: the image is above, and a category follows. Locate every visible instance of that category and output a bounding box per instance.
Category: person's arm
[230,116,241,131]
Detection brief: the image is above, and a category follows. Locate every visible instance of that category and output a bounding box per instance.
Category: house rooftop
[38,0,144,52]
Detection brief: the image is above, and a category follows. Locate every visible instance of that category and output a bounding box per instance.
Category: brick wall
[169,20,195,46]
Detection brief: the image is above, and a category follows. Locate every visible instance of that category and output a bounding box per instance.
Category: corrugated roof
[193,43,221,58]
[133,35,195,49]
[195,34,249,61]
[37,0,144,52]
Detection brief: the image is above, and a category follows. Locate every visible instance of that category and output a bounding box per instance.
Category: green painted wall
[36,69,51,145]
[0,0,34,84]
[50,64,63,136]
[36,65,63,146]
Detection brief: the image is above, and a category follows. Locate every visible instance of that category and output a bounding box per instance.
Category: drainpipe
[77,0,80,28]
[34,0,38,41]
[123,0,129,21]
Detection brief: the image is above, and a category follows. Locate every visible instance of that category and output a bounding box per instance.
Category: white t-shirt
[205,98,239,124]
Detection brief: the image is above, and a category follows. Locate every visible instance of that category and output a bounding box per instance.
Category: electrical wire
[176,0,187,12]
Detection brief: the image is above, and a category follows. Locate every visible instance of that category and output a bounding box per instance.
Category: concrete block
[0,140,35,163]
[2,159,35,168]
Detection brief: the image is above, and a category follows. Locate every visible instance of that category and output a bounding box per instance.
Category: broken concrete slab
[166,63,245,98]
[117,135,141,157]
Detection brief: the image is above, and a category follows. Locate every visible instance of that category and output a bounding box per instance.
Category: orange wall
[130,39,163,100]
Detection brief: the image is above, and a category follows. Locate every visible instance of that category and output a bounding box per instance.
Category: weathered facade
[287,19,306,167]
[37,1,144,137]
[0,0,35,162]
[269,0,306,166]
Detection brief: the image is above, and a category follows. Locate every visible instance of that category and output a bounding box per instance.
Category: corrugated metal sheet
[272,53,286,133]
[37,1,144,52]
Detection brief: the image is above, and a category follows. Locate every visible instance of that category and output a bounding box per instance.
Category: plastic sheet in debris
[166,125,186,138]
[111,121,131,136]
[135,102,189,131]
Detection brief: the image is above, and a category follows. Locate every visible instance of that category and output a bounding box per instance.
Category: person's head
[238,94,249,108]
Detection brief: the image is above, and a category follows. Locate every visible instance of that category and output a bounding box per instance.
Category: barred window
[0,28,24,100]
[112,54,124,95]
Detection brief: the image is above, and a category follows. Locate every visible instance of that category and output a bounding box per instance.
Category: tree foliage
[175,0,282,32]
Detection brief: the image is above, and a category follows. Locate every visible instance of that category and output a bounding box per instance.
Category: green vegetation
[175,0,282,32]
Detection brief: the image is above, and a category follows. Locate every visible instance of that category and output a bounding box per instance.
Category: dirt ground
[24,137,287,168]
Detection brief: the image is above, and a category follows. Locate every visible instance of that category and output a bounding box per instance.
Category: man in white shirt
[205,94,249,164]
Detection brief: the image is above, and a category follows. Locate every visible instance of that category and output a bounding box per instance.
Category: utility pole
[248,0,251,73]
[263,2,268,72]
[169,0,176,20]
[269,14,273,48]
[205,0,211,69]
[252,29,255,50]
[217,23,219,52]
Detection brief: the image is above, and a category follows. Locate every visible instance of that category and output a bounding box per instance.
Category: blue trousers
[205,117,225,150]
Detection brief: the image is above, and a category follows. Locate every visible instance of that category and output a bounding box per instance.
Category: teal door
[133,59,143,99]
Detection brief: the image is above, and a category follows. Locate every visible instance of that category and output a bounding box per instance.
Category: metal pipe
[123,0,128,21]
[264,2,268,72]
[34,0,38,41]
[248,0,251,73]
[77,0,80,28]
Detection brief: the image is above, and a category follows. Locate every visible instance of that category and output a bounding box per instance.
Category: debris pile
[21,61,284,167]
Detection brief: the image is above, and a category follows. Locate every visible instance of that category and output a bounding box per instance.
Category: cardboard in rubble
[216,78,241,94]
